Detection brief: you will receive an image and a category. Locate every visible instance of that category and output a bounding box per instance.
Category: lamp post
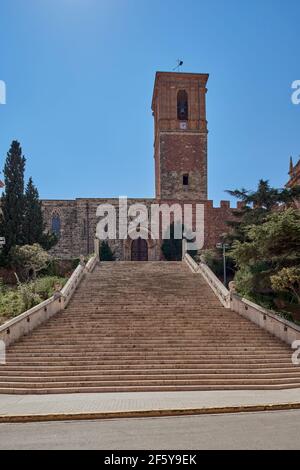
[216,242,230,287]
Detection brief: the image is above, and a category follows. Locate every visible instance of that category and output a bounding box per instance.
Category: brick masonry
[152,72,208,200]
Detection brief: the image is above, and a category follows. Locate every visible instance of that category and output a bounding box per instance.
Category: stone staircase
[0,261,300,394]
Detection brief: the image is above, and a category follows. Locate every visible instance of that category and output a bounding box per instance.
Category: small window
[177,90,188,121]
[183,174,189,186]
[51,213,61,238]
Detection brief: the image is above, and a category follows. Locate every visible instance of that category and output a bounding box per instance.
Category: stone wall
[42,198,238,260]
[42,200,78,259]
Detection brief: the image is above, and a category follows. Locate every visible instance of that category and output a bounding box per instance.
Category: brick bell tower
[152,71,209,201]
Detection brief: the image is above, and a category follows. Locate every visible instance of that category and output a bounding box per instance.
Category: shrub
[231,209,300,302]
[33,276,67,299]
[17,283,42,311]
[271,267,300,304]
[100,242,115,261]
[0,275,67,323]
[10,243,51,280]
[41,258,81,277]
[0,278,6,294]
[201,249,224,277]
[0,289,25,319]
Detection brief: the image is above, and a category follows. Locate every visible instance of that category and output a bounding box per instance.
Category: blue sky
[0,0,299,203]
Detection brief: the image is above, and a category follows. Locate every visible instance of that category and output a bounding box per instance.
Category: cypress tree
[0,141,57,264]
[23,177,58,251]
[0,141,26,258]
[23,177,44,245]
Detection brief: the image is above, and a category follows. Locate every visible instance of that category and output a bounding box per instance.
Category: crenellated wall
[42,198,239,260]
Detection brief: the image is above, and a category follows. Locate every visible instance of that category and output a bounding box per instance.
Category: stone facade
[42,71,237,261]
[42,197,240,260]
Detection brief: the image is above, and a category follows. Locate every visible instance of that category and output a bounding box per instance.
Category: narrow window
[183,174,189,186]
[51,213,61,238]
[177,90,188,121]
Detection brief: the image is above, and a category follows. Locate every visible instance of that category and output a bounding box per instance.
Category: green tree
[39,231,58,251]
[23,177,44,245]
[0,141,26,258]
[231,209,300,304]
[100,241,115,261]
[10,243,51,280]
[225,179,300,244]
[201,248,235,284]
[0,142,57,262]
[271,267,300,304]
[23,177,57,250]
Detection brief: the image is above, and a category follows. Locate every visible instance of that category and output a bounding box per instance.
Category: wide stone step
[2,370,300,383]
[0,377,300,391]
[2,376,300,388]
[11,339,285,347]
[1,365,299,376]
[6,345,290,355]
[27,330,273,337]
[3,383,300,394]
[13,341,283,350]
[4,350,293,359]
[2,383,300,394]
[33,326,259,332]
[2,362,295,374]
[46,312,231,318]
[8,345,286,358]
[32,324,270,332]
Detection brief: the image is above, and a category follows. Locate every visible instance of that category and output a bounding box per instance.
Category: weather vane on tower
[173,59,183,72]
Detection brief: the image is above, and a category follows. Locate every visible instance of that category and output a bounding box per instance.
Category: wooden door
[131,238,148,261]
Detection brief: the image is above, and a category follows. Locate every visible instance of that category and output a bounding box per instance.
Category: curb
[1,402,300,423]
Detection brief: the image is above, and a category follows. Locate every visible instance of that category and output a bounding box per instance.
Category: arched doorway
[131,238,148,261]
[124,229,158,261]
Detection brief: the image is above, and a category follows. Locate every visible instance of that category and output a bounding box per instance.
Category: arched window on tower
[177,90,188,121]
[51,213,61,238]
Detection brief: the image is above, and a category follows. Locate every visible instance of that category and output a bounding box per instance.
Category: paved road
[0,411,300,449]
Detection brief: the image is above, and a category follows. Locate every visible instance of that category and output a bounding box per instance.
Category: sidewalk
[0,389,300,423]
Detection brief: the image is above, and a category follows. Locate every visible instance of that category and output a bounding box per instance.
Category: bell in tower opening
[177,90,189,120]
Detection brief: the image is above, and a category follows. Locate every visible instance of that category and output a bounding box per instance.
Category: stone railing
[184,253,231,308]
[86,253,99,272]
[230,294,300,346]
[184,254,300,346]
[0,254,98,347]
[61,255,98,308]
[60,263,85,309]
